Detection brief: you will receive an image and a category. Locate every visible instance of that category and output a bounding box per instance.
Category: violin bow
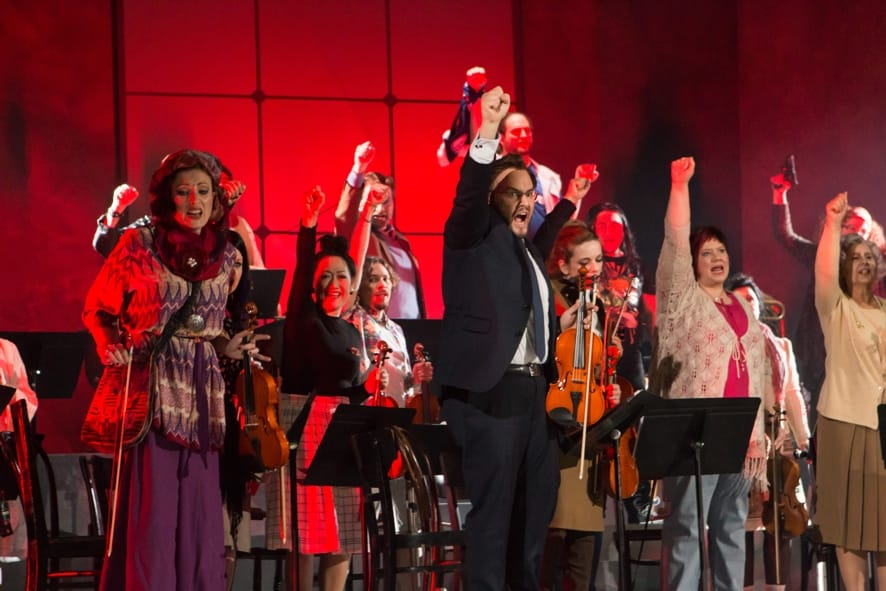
[105,341,134,558]
[578,275,599,481]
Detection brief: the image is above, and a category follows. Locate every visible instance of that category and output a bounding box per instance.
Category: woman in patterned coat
[653,157,770,591]
[83,149,237,590]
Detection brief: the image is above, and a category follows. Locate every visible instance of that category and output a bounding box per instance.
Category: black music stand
[0,385,17,499]
[282,405,413,590]
[0,385,14,415]
[304,405,414,487]
[248,269,286,319]
[0,332,88,399]
[581,390,660,591]
[633,397,760,591]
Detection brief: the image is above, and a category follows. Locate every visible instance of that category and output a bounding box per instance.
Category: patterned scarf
[153,216,229,281]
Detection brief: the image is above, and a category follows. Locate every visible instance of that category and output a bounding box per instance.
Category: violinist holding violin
[216,230,273,590]
[540,220,627,591]
[82,150,238,590]
[341,178,435,417]
[726,273,810,591]
[344,256,434,409]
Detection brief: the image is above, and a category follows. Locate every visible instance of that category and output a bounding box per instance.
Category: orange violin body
[762,455,808,537]
[546,328,605,426]
[236,302,290,471]
[605,375,639,499]
[546,268,606,427]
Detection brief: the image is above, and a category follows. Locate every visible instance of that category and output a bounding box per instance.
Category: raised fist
[480,86,510,127]
[670,157,695,184]
[303,185,326,221]
[354,141,376,172]
[576,163,600,184]
[221,179,246,206]
[112,183,139,211]
[770,172,793,192]
[825,192,848,224]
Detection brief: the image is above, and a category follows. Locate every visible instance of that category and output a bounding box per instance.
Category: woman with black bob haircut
[281,186,384,591]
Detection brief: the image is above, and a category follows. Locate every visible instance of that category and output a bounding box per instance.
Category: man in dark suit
[437,86,582,591]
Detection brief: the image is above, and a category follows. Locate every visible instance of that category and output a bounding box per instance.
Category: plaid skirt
[814,416,886,551]
[264,394,362,554]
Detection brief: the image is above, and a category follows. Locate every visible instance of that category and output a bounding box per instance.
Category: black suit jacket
[438,156,575,393]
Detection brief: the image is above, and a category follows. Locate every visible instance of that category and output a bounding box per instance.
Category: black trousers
[441,373,559,591]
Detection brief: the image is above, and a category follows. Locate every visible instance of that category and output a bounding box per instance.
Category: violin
[546,266,606,427]
[366,340,398,409]
[406,343,440,423]
[235,302,290,471]
[602,299,640,499]
[761,404,808,585]
[366,340,405,478]
[762,405,808,538]
[547,267,608,481]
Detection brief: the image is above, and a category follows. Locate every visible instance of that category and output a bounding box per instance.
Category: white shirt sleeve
[469,135,500,165]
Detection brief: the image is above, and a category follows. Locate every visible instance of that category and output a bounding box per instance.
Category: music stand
[0,331,88,399]
[304,405,414,486]
[0,386,17,498]
[581,390,660,591]
[0,385,14,415]
[633,397,760,591]
[248,269,286,319]
[281,403,413,589]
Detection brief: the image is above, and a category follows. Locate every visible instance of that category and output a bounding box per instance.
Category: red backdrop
[3,0,886,450]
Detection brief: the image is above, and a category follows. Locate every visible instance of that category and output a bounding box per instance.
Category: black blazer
[437,156,575,393]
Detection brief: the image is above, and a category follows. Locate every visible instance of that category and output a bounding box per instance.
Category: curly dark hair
[147,149,230,280]
[358,256,400,310]
[148,149,224,223]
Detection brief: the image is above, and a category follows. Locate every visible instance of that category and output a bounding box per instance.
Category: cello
[406,343,440,423]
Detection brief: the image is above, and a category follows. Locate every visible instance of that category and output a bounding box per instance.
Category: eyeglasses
[492,188,538,201]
